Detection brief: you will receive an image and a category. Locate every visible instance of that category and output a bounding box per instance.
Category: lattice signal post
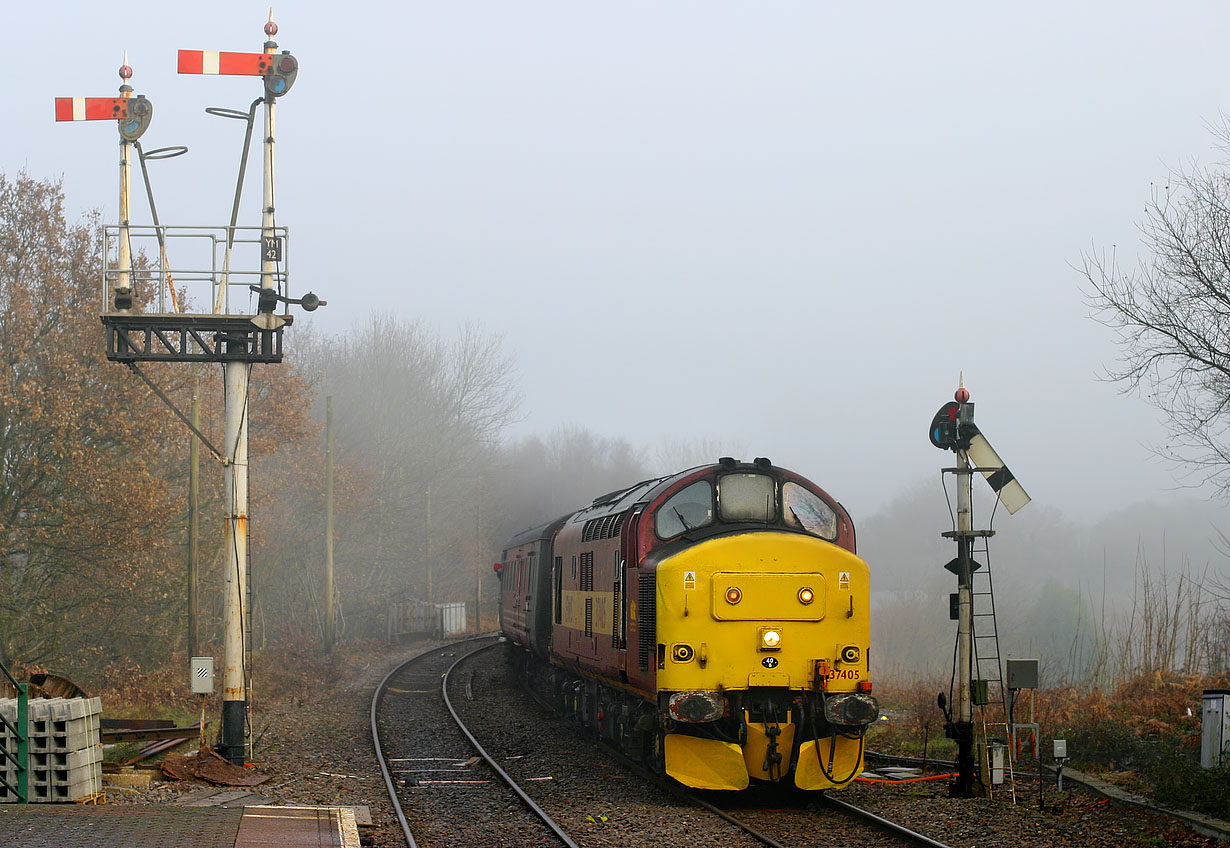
[58,17,323,766]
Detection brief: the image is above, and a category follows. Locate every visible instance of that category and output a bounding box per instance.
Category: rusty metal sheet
[161,748,269,787]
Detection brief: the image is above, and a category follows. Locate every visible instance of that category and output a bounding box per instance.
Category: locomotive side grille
[585,597,593,637]
[638,573,656,671]
[612,576,620,648]
[610,512,625,537]
[580,551,594,591]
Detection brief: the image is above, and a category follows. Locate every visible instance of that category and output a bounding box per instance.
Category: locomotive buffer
[929,379,1029,798]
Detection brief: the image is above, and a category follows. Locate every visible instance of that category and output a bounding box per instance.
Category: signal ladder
[969,535,1015,801]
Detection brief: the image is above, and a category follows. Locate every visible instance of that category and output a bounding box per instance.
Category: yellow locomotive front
[639,464,878,791]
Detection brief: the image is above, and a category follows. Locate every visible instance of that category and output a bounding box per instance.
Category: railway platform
[0,802,361,847]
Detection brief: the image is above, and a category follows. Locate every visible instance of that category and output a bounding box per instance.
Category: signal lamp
[724,587,741,605]
[759,627,782,651]
[119,95,153,141]
[263,51,298,97]
[798,587,814,605]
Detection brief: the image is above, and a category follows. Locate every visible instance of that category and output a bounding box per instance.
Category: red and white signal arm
[178,49,298,97]
[54,97,130,122]
[55,95,153,141]
[178,50,270,76]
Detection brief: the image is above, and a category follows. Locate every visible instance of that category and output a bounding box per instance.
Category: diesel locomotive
[495,457,879,791]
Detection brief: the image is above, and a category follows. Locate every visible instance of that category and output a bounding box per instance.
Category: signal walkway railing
[0,661,28,803]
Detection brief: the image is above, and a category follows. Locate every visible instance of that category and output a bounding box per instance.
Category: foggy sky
[8,1,1230,522]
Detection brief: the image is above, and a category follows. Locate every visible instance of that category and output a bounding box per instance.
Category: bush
[1049,673,1230,817]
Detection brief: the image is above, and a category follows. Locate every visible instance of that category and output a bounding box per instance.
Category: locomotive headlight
[759,627,782,651]
[798,587,815,605]
[725,586,742,605]
[823,692,880,727]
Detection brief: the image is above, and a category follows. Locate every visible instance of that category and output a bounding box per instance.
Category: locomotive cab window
[655,480,713,539]
[782,482,838,540]
[718,473,775,522]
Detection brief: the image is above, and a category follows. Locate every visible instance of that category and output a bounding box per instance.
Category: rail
[440,641,582,848]
[0,661,28,803]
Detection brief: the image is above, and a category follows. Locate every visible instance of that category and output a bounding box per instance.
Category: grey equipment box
[1006,658,1038,690]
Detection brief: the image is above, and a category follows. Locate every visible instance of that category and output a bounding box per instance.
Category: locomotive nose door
[616,507,640,679]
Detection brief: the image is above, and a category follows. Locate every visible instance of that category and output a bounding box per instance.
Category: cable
[808,697,868,786]
[941,470,956,531]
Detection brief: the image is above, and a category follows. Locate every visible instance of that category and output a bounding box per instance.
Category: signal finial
[265,8,278,37]
[119,52,133,95]
[954,372,970,404]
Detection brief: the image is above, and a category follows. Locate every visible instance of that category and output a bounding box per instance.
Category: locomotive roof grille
[582,512,627,542]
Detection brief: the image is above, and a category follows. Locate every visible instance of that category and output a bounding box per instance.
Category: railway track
[373,637,956,848]
[372,636,577,847]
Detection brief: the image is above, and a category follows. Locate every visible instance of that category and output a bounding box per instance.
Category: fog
[8,6,1230,565]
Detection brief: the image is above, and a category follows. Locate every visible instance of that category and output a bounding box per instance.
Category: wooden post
[188,372,200,658]
[323,396,335,651]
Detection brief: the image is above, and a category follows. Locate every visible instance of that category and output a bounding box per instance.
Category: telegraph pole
[188,373,200,658]
[324,396,335,651]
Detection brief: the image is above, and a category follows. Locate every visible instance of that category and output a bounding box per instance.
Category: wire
[941,470,956,531]
[855,773,956,784]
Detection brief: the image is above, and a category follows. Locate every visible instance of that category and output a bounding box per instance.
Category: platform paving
[0,802,360,847]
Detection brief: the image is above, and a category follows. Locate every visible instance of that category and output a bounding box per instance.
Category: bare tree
[289,315,521,635]
[1083,125,1230,492]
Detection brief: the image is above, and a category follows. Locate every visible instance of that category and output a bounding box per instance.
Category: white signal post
[953,430,975,793]
[54,60,151,310]
[178,12,298,765]
[118,59,133,307]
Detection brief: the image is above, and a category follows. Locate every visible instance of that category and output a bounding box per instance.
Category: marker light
[759,628,782,651]
[671,643,695,662]
[798,587,815,605]
[725,587,742,605]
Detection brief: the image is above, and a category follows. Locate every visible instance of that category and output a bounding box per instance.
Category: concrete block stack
[0,696,102,802]
[0,706,14,802]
